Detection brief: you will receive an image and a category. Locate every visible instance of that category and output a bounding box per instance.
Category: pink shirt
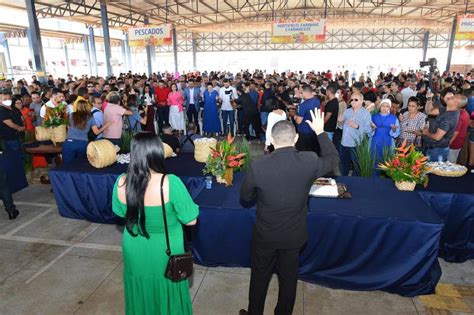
[103,103,126,139]
[167,92,184,112]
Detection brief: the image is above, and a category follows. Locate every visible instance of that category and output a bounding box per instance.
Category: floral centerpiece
[42,102,68,144]
[203,134,248,186]
[378,140,430,191]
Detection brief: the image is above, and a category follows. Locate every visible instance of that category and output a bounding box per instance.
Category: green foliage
[235,138,251,171]
[354,136,377,177]
[378,141,430,186]
[121,131,133,153]
[203,135,247,177]
[43,103,68,128]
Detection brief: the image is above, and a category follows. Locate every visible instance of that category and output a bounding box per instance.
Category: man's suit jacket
[240,133,339,249]
[184,87,201,111]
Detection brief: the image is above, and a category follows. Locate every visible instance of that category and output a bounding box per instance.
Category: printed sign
[272,19,326,43]
[128,24,172,47]
[456,15,474,40]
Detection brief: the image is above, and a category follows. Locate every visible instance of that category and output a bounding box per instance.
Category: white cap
[380,99,392,107]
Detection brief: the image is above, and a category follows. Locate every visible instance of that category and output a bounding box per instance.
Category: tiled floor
[1,183,473,314]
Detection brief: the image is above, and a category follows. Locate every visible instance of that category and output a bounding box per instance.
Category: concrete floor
[1,142,473,314]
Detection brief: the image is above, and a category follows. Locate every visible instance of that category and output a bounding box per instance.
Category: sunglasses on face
[350,99,360,102]
[87,85,93,88]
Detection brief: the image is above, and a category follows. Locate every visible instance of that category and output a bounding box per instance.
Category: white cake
[309,178,339,198]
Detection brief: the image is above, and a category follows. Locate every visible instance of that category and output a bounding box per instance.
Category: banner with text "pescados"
[271,19,326,44]
[128,24,172,47]
[455,15,474,40]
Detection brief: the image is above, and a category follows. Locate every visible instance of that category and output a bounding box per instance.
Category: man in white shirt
[401,80,417,109]
[39,88,65,119]
[219,79,237,136]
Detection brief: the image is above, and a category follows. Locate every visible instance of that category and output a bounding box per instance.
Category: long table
[0,151,28,194]
[49,154,474,296]
[416,170,474,263]
[49,154,206,224]
[192,173,443,297]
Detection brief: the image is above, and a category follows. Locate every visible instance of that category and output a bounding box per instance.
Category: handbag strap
[160,174,172,257]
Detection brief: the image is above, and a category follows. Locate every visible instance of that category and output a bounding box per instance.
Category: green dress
[112,174,199,315]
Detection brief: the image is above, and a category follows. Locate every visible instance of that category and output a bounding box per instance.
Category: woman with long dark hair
[62,99,111,163]
[141,85,156,134]
[112,132,199,315]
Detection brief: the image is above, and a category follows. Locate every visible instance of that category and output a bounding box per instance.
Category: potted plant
[378,140,430,191]
[43,102,68,144]
[203,134,248,186]
[354,136,377,177]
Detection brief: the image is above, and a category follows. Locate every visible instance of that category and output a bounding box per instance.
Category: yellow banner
[128,24,173,47]
[271,19,326,44]
[455,14,474,40]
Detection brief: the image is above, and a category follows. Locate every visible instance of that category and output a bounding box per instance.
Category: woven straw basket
[50,125,67,144]
[431,168,467,177]
[87,139,118,168]
[35,126,51,141]
[163,143,174,159]
[194,138,217,163]
[395,181,416,191]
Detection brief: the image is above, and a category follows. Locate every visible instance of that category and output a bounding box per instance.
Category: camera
[225,90,232,95]
[420,58,437,70]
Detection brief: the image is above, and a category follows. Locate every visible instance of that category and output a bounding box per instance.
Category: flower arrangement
[203,134,248,186]
[378,140,430,190]
[43,102,68,128]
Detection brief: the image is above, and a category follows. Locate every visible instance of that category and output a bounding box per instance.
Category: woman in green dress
[112,132,199,315]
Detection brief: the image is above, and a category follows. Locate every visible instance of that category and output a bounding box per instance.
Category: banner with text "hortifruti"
[128,24,172,47]
[455,15,474,40]
[271,19,326,44]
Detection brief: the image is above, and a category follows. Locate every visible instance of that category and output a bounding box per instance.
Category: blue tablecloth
[192,173,443,297]
[0,151,28,194]
[416,170,474,263]
[49,154,206,224]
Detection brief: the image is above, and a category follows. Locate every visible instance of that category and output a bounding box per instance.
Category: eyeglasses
[87,85,93,88]
[350,99,360,102]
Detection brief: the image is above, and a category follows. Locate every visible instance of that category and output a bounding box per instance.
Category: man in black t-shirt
[422,92,460,162]
[323,84,339,141]
[0,90,24,154]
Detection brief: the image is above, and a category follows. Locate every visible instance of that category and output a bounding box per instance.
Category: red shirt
[450,109,470,149]
[154,87,171,107]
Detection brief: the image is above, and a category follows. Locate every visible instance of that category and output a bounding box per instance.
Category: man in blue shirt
[294,85,321,153]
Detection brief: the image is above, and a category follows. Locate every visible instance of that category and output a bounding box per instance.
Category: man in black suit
[240,108,339,315]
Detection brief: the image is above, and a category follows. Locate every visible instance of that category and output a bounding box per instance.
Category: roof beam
[198,1,232,21]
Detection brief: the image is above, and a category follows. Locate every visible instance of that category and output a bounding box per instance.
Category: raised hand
[306,108,325,135]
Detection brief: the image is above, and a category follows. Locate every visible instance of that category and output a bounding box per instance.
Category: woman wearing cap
[399,97,426,147]
[370,98,400,161]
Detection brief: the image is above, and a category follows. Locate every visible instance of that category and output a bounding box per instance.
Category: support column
[172,27,178,74]
[446,16,457,73]
[125,32,132,73]
[63,41,71,75]
[100,3,113,77]
[144,17,153,77]
[83,35,93,76]
[422,31,429,62]
[121,39,127,72]
[192,32,197,70]
[89,27,98,76]
[0,33,12,77]
[25,0,47,83]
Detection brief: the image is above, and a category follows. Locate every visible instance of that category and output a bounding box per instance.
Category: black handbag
[160,175,194,282]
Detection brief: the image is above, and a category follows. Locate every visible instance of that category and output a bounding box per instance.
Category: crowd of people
[1,68,473,169]
[0,68,473,314]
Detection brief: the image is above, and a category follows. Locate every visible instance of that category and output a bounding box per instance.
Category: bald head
[271,120,298,148]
